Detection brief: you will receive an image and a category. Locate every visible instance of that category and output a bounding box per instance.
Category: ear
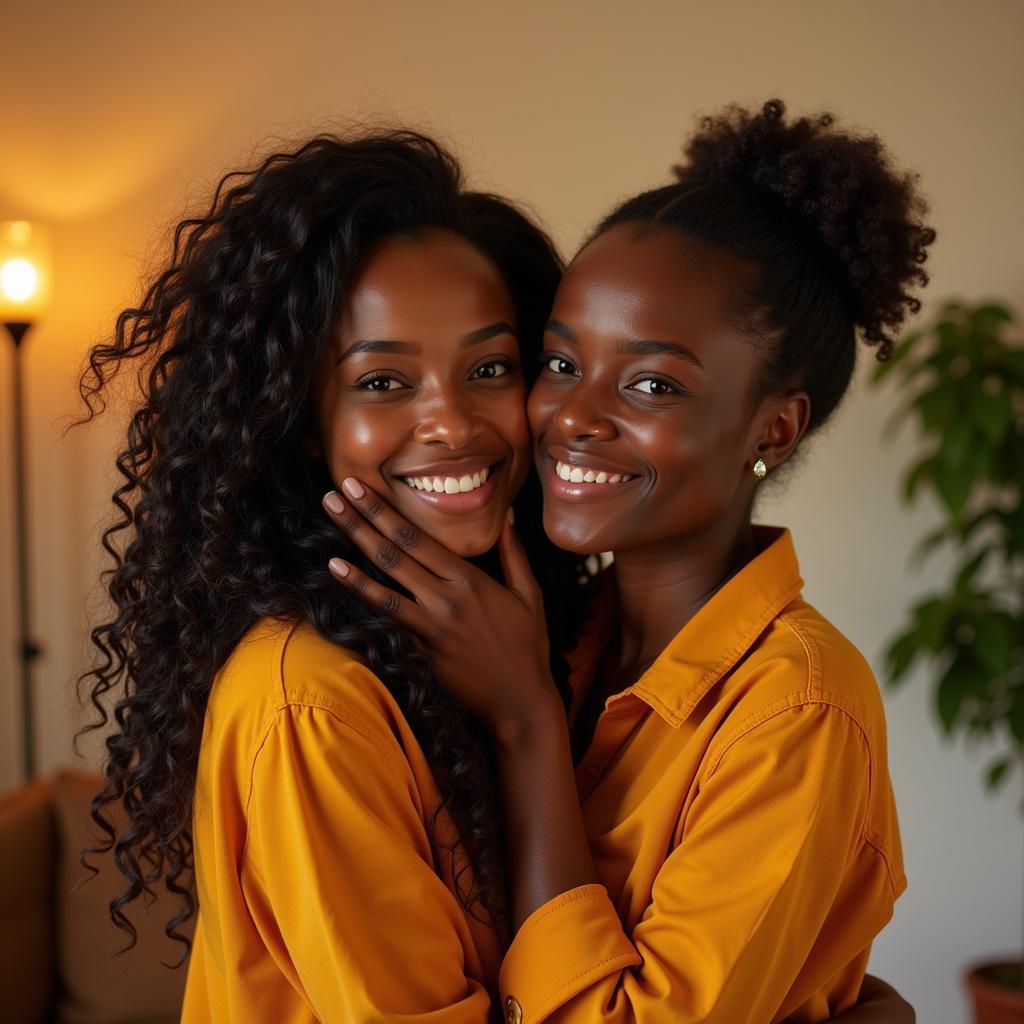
[749,390,810,474]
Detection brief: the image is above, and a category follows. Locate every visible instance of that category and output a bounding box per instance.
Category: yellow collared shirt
[498,526,905,1023]
[181,617,503,1023]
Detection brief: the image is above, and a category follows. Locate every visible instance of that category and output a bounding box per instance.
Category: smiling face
[312,227,530,557]
[528,222,806,556]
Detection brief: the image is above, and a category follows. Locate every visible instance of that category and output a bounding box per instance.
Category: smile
[554,460,636,485]
[396,461,502,514]
[403,466,491,493]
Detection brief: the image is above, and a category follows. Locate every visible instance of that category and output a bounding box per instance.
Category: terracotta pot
[965,960,1024,1024]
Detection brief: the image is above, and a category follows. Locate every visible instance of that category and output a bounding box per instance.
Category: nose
[413,387,484,449]
[553,379,617,442]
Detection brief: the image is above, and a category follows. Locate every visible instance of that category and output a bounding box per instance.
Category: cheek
[323,404,406,479]
[527,384,556,441]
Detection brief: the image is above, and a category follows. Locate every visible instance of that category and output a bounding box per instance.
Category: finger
[327,557,431,633]
[338,478,469,582]
[322,487,440,599]
[498,507,543,607]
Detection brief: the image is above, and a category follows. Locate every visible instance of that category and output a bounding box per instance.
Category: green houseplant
[872,298,1023,1020]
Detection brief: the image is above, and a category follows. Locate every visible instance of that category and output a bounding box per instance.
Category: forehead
[554,223,749,341]
[340,227,514,337]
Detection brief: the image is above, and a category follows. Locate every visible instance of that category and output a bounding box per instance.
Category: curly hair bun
[673,99,936,358]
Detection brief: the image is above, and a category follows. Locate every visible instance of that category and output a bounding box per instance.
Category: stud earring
[753,458,767,480]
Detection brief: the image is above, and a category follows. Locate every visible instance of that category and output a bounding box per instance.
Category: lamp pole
[4,319,42,778]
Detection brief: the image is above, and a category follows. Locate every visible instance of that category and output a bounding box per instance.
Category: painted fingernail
[323,491,345,514]
[342,477,365,499]
[328,558,350,578]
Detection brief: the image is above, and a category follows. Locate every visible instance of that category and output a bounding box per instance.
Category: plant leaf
[936,662,970,734]
[933,458,973,519]
[970,613,1013,676]
[971,303,1013,326]
[1009,684,1024,746]
[985,756,1013,791]
[885,631,921,685]
[971,389,1013,446]
[954,547,990,593]
[903,455,938,504]
[914,597,951,650]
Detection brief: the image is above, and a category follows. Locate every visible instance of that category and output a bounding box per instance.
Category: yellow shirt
[181,616,503,1022]
[498,526,905,1023]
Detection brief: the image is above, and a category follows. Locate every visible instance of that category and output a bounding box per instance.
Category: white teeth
[402,467,495,494]
[554,460,633,485]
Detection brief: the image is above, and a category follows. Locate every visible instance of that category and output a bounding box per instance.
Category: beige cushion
[53,771,192,1024]
[0,778,56,1024]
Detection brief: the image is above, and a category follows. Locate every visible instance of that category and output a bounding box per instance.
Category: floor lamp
[1,220,50,780]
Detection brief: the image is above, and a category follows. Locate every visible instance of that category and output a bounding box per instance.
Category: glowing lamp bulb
[1,259,39,303]
[0,222,51,323]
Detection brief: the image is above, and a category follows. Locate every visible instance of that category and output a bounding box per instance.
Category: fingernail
[507,507,515,526]
[343,477,365,499]
[323,491,345,514]
[328,558,350,578]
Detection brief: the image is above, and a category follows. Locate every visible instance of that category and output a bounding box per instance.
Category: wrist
[491,690,567,754]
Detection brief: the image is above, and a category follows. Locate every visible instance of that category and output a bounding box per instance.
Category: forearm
[493,698,599,930]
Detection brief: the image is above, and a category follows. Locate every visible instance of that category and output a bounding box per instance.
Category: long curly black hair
[72,130,595,957]
[594,99,936,435]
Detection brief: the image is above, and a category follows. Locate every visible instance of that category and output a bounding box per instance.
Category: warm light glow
[1,259,39,302]
[0,221,51,323]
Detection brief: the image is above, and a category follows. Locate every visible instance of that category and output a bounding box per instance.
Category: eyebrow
[617,339,705,370]
[545,320,705,370]
[335,321,516,365]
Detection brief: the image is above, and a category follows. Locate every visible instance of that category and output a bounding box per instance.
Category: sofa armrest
[0,778,57,1024]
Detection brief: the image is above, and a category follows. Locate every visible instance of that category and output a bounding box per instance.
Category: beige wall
[2,2,1022,1020]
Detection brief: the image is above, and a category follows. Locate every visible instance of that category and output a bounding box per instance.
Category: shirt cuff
[499,883,639,1022]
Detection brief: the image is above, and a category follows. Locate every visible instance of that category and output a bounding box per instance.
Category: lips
[541,446,642,503]
[543,445,638,480]
[391,458,503,515]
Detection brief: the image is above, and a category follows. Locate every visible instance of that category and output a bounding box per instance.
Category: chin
[542,513,608,557]
[426,521,499,558]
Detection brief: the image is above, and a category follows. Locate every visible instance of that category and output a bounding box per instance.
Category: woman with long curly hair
[323,100,933,1023]
[73,130,596,1021]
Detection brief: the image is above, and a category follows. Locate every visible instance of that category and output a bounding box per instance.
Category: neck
[610,510,757,674]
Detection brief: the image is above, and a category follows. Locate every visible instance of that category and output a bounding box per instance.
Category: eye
[541,353,578,376]
[470,359,513,380]
[357,374,407,392]
[627,377,679,396]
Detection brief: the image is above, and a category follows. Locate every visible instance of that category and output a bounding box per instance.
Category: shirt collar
[572,526,804,728]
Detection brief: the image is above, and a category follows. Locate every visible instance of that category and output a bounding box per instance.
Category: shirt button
[505,995,523,1024]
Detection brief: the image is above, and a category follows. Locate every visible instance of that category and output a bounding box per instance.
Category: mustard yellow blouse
[181,616,503,1022]
[498,526,904,1023]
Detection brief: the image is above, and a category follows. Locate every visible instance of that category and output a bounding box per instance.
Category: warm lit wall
[1,2,1021,1021]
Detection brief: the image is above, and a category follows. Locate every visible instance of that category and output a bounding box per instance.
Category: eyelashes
[538,351,686,397]
[354,358,520,393]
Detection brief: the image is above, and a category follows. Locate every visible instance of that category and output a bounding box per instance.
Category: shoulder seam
[702,697,876,842]
[239,701,407,867]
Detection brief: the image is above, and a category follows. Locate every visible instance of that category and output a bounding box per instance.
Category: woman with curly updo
[324,100,933,1022]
